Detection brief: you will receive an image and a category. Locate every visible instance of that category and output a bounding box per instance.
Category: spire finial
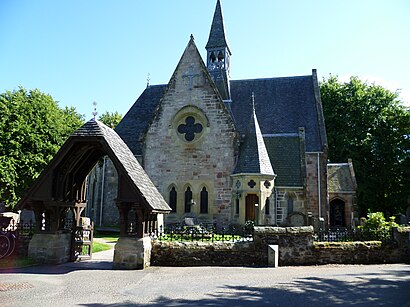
[147,73,150,88]
[92,101,98,120]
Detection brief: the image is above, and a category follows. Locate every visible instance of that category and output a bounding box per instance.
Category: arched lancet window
[287,196,294,215]
[217,51,224,62]
[265,197,270,215]
[200,187,208,214]
[169,186,177,213]
[184,186,192,213]
[210,51,216,63]
[235,198,240,215]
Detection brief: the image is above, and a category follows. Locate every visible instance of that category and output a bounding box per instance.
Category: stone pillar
[28,233,71,264]
[113,236,152,269]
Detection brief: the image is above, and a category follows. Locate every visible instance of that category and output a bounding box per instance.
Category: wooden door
[245,194,259,222]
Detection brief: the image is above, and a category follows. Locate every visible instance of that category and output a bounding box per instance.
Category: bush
[358,212,398,240]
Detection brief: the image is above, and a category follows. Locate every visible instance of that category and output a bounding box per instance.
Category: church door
[330,199,345,228]
[245,194,259,222]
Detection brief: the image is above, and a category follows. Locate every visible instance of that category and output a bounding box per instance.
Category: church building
[87,0,357,230]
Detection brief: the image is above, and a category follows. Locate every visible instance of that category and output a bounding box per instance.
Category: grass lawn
[92,241,113,253]
[93,232,119,244]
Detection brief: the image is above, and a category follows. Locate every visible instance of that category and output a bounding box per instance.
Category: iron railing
[151,223,254,243]
[314,227,395,244]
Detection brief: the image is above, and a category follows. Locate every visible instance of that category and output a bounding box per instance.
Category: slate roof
[79,120,171,212]
[327,163,357,193]
[115,85,167,155]
[229,76,326,153]
[234,108,275,176]
[206,0,230,54]
[117,75,326,156]
[264,135,304,187]
[89,120,171,211]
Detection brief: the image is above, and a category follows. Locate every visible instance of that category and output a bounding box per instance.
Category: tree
[98,111,122,129]
[320,76,410,215]
[0,87,84,208]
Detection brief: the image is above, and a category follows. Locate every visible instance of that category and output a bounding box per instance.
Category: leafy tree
[320,76,410,215]
[98,111,122,129]
[0,87,84,208]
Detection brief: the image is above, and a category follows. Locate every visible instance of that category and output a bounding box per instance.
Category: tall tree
[0,87,84,208]
[320,76,410,215]
[98,111,122,129]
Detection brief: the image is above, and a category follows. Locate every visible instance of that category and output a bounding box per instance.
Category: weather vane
[92,101,98,120]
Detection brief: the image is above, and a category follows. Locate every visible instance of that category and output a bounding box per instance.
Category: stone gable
[144,38,239,226]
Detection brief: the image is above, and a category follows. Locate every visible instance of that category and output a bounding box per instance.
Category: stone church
[86,0,357,230]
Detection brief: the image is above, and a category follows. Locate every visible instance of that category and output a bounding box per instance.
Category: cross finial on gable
[92,101,98,120]
[147,73,151,88]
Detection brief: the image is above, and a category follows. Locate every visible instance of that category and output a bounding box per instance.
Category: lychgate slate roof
[234,108,275,176]
[19,119,171,213]
[80,120,171,212]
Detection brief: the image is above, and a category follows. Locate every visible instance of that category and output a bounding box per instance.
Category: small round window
[177,116,203,142]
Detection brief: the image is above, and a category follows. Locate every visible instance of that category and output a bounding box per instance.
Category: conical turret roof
[234,99,275,176]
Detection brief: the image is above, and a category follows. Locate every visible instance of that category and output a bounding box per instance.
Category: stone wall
[152,240,260,267]
[151,226,410,267]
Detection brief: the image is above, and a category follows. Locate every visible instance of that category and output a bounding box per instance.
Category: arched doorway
[330,198,346,228]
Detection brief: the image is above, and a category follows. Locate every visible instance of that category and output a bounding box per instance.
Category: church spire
[206,0,230,53]
[206,0,231,100]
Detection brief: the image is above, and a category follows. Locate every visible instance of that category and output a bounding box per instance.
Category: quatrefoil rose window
[177,116,203,142]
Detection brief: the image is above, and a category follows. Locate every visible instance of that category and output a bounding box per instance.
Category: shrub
[358,212,398,240]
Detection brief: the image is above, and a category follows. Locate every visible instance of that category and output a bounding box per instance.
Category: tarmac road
[1,249,409,307]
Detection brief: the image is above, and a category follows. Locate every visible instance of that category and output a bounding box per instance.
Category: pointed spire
[234,96,275,176]
[206,0,230,54]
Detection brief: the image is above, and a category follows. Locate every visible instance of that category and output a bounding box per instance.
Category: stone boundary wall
[151,226,410,267]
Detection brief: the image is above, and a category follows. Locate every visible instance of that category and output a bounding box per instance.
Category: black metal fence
[151,223,254,243]
[314,227,395,244]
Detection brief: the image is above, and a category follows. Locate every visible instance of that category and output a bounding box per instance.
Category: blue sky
[1,0,409,119]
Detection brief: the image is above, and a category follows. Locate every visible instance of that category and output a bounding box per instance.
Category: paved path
[1,253,409,306]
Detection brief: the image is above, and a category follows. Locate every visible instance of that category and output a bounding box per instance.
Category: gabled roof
[234,107,275,176]
[19,119,171,213]
[116,73,327,156]
[327,161,357,193]
[206,0,231,54]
